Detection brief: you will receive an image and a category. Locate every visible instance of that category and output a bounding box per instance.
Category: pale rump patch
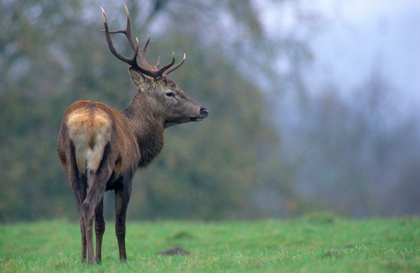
[86,133,109,174]
[67,110,112,175]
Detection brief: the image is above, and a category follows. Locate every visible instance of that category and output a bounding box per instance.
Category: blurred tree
[277,69,420,217]
[0,0,88,220]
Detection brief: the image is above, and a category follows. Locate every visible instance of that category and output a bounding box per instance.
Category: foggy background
[0,0,419,222]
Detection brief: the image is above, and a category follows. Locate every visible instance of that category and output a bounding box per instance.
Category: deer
[56,5,208,264]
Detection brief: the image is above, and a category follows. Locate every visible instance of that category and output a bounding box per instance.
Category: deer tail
[67,113,112,176]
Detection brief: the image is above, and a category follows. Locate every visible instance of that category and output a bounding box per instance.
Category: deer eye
[165,91,175,98]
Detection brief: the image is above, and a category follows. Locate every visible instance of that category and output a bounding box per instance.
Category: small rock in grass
[157,247,190,256]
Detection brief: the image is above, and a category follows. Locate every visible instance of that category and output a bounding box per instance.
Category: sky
[260,0,420,111]
[309,0,420,104]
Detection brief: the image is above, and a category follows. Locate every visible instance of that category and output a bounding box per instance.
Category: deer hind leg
[67,141,88,262]
[72,179,88,263]
[82,174,108,264]
[74,187,88,263]
[79,214,87,263]
[114,175,133,262]
[94,198,105,263]
[82,148,113,264]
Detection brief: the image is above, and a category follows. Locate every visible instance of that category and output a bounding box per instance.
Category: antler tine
[102,7,158,78]
[138,33,155,70]
[104,4,137,51]
[164,53,187,75]
[155,56,161,68]
[102,8,135,64]
[137,33,168,73]
[102,5,186,79]
[156,52,176,76]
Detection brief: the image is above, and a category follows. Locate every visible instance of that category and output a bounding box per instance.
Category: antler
[101,4,186,79]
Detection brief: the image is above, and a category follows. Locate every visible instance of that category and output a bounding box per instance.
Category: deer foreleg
[114,180,132,262]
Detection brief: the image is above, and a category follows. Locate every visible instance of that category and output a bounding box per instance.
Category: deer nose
[200,107,209,117]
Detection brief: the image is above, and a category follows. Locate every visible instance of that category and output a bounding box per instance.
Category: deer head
[102,5,208,128]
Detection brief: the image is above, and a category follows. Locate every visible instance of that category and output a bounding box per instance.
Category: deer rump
[61,101,139,191]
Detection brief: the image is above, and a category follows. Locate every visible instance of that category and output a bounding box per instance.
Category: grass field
[0,213,418,272]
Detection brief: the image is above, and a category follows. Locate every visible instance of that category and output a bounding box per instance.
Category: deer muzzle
[191,107,208,122]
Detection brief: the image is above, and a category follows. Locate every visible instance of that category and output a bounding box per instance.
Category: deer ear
[128,67,153,91]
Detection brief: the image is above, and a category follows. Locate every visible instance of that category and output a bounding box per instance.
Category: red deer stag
[57,5,208,264]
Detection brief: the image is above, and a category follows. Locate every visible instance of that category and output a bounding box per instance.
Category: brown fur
[58,101,139,179]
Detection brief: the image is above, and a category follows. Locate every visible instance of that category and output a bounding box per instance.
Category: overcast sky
[305,0,420,107]
[260,0,419,111]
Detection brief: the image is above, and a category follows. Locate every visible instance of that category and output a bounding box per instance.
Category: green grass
[0,213,418,272]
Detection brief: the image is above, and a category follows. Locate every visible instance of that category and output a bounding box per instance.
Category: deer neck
[121,91,165,168]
